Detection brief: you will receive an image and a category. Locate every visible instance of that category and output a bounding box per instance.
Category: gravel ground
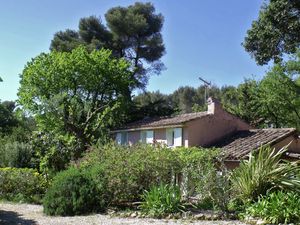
[0,202,247,225]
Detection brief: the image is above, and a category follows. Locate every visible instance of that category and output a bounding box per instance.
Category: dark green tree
[50,29,84,52]
[172,86,197,114]
[131,91,174,121]
[220,81,262,126]
[0,101,19,133]
[243,0,300,65]
[50,2,165,88]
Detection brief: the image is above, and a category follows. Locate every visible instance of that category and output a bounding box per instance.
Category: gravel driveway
[0,202,247,225]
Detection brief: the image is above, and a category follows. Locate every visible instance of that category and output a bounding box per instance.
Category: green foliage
[82,143,220,206]
[174,147,219,198]
[254,52,300,129]
[243,0,300,65]
[0,101,19,133]
[131,91,174,121]
[0,138,33,168]
[172,85,221,114]
[244,191,300,224]
[84,143,181,203]
[195,197,214,210]
[0,109,36,168]
[174,148,230,211]
[18,46,133,172]
[140,184,184,217]
[231,145,300,203]
[51,2,165,88]
[31,131,77,174]
[220,80,261,126]
[43,166,108,216]
[0,167,47,203]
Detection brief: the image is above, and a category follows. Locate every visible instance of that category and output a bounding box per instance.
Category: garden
[1,142,300,224]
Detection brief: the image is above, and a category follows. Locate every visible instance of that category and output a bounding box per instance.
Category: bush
[0,138,33,168]
[0,167,47,203]
[43,166,108,216]
[83,143,182,203]
[174,147,229,210]
[81,143,221,206]
[195,197,214,210]
[230,145,300,203]
[244,191,300,224]
[140,184,184,217]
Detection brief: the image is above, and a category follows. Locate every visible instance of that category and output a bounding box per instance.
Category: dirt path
[0,202,246,225]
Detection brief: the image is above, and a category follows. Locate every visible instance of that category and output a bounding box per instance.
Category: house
[112,98,250,147]
[112,97,300,168]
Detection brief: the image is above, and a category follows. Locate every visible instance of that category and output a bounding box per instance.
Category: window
[115,132,128,145]
[166,128,182,147]
[140,130,154,144]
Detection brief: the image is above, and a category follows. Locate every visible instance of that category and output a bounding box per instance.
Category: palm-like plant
[231,145,300,203]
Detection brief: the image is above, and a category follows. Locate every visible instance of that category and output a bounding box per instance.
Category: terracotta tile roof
[114,112,210,131]
[212,128,297,160]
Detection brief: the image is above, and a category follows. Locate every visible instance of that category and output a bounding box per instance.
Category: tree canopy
[18,47,133,169]
[243,0,300,65]
[254,51,300,128]
[50,2,165,88]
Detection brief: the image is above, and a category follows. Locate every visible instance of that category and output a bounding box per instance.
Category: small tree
[18,46,133,172]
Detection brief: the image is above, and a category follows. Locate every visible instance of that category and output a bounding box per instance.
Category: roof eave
[111,124,185,133]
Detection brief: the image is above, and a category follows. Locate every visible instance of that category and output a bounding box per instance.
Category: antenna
[198,76,211,104]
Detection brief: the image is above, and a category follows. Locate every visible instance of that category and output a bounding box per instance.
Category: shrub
[84,163,112,208]
[43,166,108,216]
[174,147,229,210]
[175,147,219,197]
[195,197,214,210]
[81,143,221,206]
[0,167,47,203]
[244,191,300,224]
[231,145,300,203]
[140,184,184,217]
[0,139,33,168]
[83,143,182,203]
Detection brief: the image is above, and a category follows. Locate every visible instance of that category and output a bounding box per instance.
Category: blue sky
[0,0,269,101]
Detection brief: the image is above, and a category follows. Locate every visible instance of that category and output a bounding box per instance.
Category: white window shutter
[116,133,122,145]
[121,132,128,145]
[166,129,173,146]
[146,130,154,143]
[174,128,182,147]
[140,131,147,143]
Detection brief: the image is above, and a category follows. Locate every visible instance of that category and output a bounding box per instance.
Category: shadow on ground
[0,210,37,225]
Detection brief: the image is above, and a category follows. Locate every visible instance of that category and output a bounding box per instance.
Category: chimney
[207,97,222,114]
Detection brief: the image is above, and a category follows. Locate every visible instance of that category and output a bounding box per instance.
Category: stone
[193,213,205,220]
[256,219,267,225]
[130,212,138,218]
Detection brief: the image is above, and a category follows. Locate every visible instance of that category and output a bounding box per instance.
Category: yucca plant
[231,145,300,203]
[140,183,184,217]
